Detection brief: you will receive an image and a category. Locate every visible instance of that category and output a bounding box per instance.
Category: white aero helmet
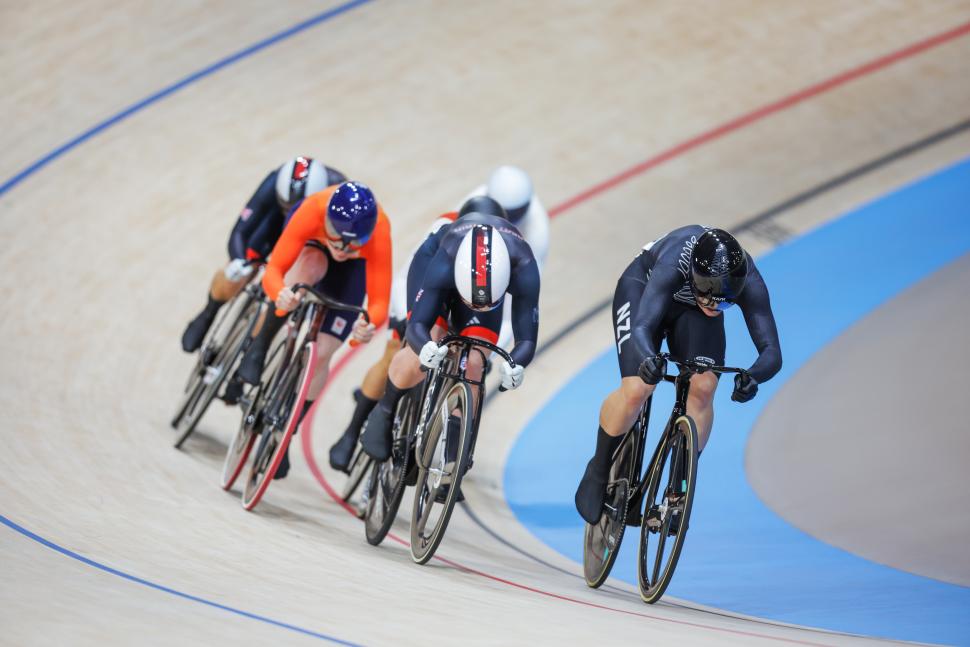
[454,224,511,311]
[486,165,533,223]
[275,157,329,213]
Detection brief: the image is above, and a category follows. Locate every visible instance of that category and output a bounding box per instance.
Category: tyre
[409,381,474,565]
[241,341,316,511]
[363,389,416,546]
[583,432,635,588]
[174,296,259,448]
[637,415,699,604]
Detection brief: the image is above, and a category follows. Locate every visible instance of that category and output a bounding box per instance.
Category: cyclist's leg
[666,306,725,451]
[181,262,249,352]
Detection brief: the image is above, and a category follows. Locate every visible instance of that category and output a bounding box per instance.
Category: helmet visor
[694,291,735,311]
[324,215,369,251]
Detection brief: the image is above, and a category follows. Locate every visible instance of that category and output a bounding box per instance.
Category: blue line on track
[505,157,970,645]
[0,0,374,199]
[0,514,361,645]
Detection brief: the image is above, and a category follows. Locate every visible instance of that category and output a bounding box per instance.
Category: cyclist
[180,157,346,352]
[231,181,392,479]
[328,195,507,472]
[574,226,782,524]
[358,208,541,485]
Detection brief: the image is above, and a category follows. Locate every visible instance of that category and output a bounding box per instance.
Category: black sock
[591,426,623,472]
[345,391,379,438]
[298,399,314,425]
[201,294,224,319]
[253,310,287,351]
[377,380,405,417]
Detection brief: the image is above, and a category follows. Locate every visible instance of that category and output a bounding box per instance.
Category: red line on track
[298,19,970,643]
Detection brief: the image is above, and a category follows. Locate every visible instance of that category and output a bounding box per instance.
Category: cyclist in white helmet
[358,206,541,472]
[180,157,346,351]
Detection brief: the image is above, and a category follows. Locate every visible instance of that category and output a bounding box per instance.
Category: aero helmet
[276,157,329,213]
[690,228,748,309]
[454,224,511,311]
[486,166,532,223]
[458,195,507,220]
[327,181,378,247]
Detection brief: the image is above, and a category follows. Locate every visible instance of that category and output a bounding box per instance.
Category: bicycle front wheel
[241,341,316,511]
[409,381,474,565]
[637,414,698,604]
[363,389,416,546]
[583,432,635,588]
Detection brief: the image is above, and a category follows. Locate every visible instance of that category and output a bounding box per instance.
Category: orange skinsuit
[263,185,392,329]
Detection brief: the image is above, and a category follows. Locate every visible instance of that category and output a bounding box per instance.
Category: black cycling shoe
[181,312,215,353]
[329,430,360,473]
[434,484,465,504]
[222,376,244,405]
[360,408,392,461]
[237,343,267,385]
[273,446,291,480]
[575,460,609,525]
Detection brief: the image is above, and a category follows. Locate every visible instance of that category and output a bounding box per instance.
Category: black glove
[732,373,758,403]
[638,355,667,385]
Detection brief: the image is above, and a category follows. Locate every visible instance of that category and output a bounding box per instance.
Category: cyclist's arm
[360,210,393,329]
[737,266,782,383]
[404,248,452,353]
[228,172,276,260]
[506,255,541,367]
[262,199,321,302]
[631,265,679,360]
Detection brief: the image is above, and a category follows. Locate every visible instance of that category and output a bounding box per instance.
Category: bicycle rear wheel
[241,341,316,510]
[637,414,698,604]
[363,390,416,545]
[410,381,474,565]
[583,432,635,588]
[174,297,258,448]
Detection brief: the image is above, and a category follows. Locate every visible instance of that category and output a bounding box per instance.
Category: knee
[689,373,718,407]
[619,378,650,413]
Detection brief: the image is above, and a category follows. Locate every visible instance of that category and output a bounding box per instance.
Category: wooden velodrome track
[3,1,970,644]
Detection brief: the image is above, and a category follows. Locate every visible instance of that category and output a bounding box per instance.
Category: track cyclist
[328,166,548,472]
[180,157,346,352]
[358,204,541,497]
[574,226,782,524]
[232,181,393,479]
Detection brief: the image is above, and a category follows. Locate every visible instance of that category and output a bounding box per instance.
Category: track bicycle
[171,264,263,449]
[582,353,747,603]
[219,283,368,510]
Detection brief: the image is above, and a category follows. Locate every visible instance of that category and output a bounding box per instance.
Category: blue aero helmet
[326,181,378,249]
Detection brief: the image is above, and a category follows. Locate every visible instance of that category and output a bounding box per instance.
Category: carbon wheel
[583,433,635,588]
[363,390,415,546]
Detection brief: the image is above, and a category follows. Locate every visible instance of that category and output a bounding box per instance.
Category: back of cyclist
[358,210,541,486]
[180,157,346,352]
[230,181,392,479]
[574,226,782,524]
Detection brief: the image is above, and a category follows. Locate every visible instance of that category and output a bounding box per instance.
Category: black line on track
[461,117,970,626]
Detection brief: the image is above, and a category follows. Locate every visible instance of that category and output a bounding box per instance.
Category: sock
[345,391,379,438]
[591,426,623,472]
[253,310,287,351]
[377,380,405,417]
[201,294,224,319]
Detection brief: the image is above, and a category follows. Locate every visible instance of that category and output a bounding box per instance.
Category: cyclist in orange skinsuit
[231,181,392,479]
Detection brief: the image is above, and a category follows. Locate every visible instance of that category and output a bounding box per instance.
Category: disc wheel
[363,390,415,546]
[241,341,316,511]
[637,415,698,604]
[409,381,474,565]
[174,296,258,449]
[583,433,635,588]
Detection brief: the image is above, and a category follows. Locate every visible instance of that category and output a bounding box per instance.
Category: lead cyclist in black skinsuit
[575,226,782,524]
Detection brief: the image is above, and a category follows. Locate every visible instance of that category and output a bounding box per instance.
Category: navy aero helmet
[327,181,378,247]
[690,228,748,310]
[458,195,507,220]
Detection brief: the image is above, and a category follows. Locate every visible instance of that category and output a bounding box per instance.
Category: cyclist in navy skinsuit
[575,226,782,524]
[180,157,346,352]
[359,209,541,466]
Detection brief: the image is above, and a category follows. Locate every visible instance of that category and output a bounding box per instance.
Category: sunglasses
[695,293,735,311]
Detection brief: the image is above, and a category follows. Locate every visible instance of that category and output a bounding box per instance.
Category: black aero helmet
[690,228,748,307]
[458,195,507,220]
